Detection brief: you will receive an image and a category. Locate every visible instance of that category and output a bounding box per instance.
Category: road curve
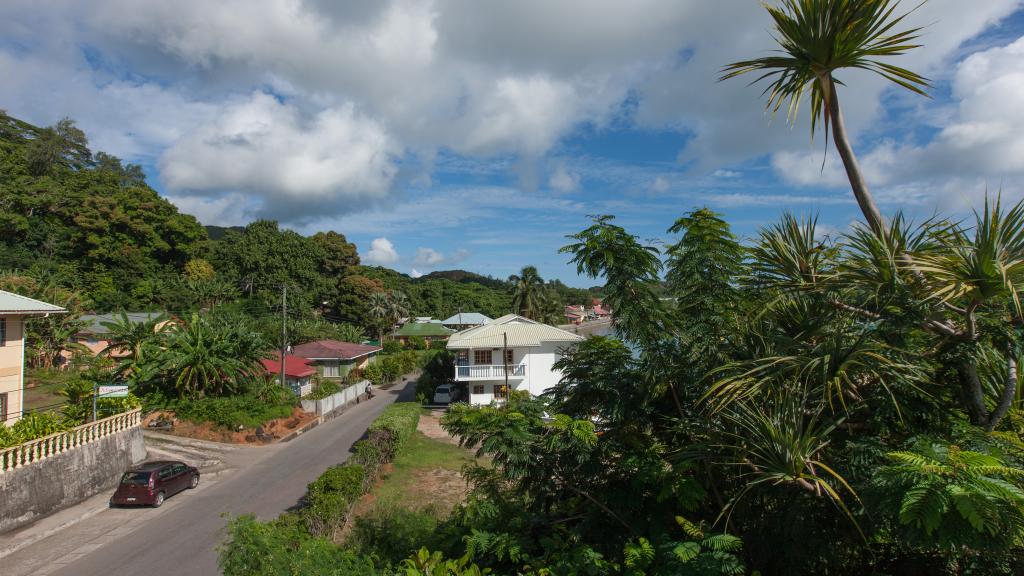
[50,380,415,576]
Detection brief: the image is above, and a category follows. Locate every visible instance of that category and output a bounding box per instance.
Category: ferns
[875,439,1024,551]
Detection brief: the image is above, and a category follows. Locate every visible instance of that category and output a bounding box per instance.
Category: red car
[110,461,199,507]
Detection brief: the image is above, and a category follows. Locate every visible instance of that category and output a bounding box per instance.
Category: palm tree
[388,290,411,327]
[367,291,391,343]
[510,266,545,320]
[160,314,264,398]
[100,311,168,380]
[722,0,929,236]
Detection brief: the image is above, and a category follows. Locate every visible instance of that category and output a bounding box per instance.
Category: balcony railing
[455,364,526,380]
[1,408,142,472]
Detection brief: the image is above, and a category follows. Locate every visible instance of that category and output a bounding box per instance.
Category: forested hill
[0,112,597,327]
[0,111,207,310]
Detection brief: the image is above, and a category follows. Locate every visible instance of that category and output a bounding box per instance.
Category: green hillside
[0,112,597,333]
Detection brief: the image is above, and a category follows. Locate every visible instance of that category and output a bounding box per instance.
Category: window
[504,349,514,365]
[322,362,340,378]
[456,350,469,364]
[494,384,508,399]
[158,467,174,480]
[0,318,6,347]
[473,350,492,365]
[0,393,6,423]
[472,385,484,395]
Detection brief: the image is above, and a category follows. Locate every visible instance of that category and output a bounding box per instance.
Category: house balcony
[454,364,526,381]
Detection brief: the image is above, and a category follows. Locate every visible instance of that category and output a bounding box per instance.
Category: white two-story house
[447,314,584,405]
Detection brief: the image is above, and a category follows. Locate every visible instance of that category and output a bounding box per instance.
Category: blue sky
[2,1,1024,286]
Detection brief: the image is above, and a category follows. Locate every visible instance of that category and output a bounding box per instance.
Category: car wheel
[153,491,165,508]
[189,474,199,489]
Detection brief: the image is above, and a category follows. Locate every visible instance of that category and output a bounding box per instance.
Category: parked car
[110,461,199,508]
[433,384,453,404]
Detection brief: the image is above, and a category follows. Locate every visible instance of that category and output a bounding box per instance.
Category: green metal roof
[393,321,455,337]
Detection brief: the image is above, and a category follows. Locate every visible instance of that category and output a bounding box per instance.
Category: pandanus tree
[722,0,929,236]
[724,1,1023,431]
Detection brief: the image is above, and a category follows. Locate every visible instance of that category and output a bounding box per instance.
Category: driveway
[1,380,415,576]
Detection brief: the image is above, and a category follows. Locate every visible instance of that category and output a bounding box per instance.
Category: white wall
[465,342,572,405]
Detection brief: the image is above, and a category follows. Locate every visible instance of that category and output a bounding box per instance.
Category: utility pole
[280,284,287,389]
[503,331,509,398]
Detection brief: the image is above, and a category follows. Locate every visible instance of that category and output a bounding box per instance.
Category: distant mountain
[417,269,507,289]
[205,225,246,241]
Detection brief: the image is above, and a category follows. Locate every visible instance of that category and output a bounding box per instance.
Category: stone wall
[0,426,146,533]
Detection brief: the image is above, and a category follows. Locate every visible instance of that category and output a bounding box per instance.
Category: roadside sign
[97,385,129,398]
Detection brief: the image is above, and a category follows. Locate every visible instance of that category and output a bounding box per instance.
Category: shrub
[309,379,341,400]
[383,340,403,355]
[0,412,66,448]
[350,506,443,567]
[303,464,365,536]
[175,394,294,429]
[368,403,421,460]
[219,514,376,576]
[346,367,366,385]
[406,335,427,350]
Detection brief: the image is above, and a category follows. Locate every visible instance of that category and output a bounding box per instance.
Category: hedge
[301,402,420,537]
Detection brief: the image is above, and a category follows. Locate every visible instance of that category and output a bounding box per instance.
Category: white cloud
[413,247,444,266]
[410,268,423,279]
[412,246,471,269]
[548,163,580,192]
[0,0,1021,225]
[363,237,400,265]
[651,176,670,193]
[713,169,741,179]
[159,92,399,217]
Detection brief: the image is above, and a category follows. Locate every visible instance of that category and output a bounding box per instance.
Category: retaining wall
[0,425,146,533]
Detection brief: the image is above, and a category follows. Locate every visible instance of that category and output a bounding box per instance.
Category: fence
[301,380,369,417]
[1,408,142,472]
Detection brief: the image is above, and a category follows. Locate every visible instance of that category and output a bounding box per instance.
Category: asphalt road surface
[45,380,414,576]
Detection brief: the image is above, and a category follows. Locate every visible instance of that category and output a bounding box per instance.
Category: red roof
[593,305,611,316]
[292,339,382,360]
[261,353,316,378]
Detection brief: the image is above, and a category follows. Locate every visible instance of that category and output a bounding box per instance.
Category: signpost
[93,384,129,422]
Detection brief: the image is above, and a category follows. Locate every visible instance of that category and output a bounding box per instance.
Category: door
[170,463,190,493]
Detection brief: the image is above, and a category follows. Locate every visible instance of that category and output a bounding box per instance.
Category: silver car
[433,384,453,404]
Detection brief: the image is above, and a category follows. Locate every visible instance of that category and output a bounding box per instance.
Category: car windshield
[120,471,151,485]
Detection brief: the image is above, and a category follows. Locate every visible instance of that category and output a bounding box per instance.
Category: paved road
[8,380,414,576]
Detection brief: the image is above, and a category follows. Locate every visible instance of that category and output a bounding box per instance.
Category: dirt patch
[141,406,318,444]
[402,466,471,510]
[417,410,461,445]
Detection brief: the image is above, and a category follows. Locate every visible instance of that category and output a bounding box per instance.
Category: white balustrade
[1,408,142,472]
[455,364,526,380]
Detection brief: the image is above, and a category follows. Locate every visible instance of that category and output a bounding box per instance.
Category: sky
[2,1,1024,286]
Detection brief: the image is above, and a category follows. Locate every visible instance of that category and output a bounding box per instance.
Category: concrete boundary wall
[0,426,146,533]
[300,380,369,417]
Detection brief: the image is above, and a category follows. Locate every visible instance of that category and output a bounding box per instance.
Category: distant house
[393,320,455,344]
[0,290,66,426]
[260,353,316,397]
[591,303,611,319]
[447,314,584,406]
[292,340,382,381]
[564,305,586,325]
[441,312,492,331]
[75,312,169,357]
